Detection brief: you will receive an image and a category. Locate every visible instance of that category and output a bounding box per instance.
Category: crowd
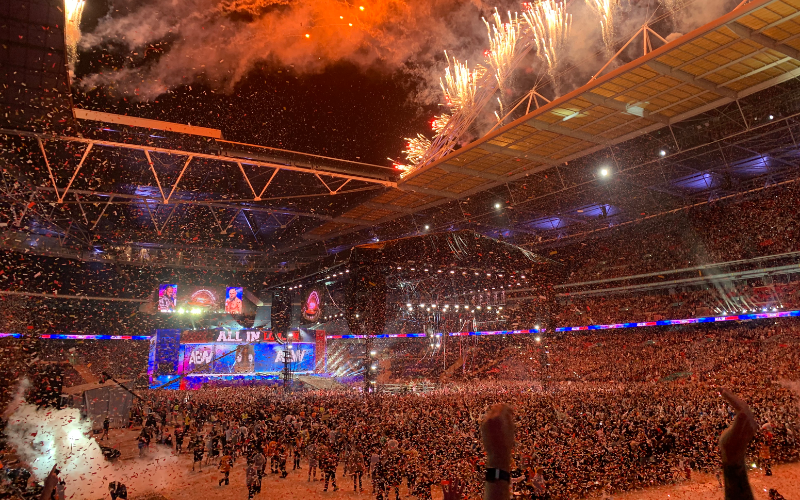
[105,318,800,500]
[547,182,800,284]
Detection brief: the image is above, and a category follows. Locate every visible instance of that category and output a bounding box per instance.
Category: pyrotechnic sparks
[431,114,450,136]
[388,159,413,172]
[483,10,520,88]
[440,52,481,112]
[586,0,619,53]
[523,0,572,75]
[402,134,433,165]
[65,0,85,68]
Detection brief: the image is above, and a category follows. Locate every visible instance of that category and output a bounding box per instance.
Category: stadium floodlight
[495,202,502,209]
[659,150,666,157]
[600,168,610,177]
[424,225,430,230]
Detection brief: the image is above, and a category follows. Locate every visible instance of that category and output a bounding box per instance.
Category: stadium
[1,0,799,498]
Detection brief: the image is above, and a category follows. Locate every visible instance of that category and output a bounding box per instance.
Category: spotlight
[535,337,541,342]
[305,33,311,38]
[424,225,430,230]
[600,168,609,177]
[659,150,666,157]
[370,350,377,356]
[769,114,774,120]
[406,303,412,307]
[494,202,502,209]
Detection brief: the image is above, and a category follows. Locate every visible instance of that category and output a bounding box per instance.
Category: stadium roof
[309,0,800,240]
[3,0,800,273]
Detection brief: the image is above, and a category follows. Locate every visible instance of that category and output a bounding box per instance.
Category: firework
[440,51,481,112]
[431,114,451,136]
[523,0,572,75]
[483,10,520,88]
[402,134,433,165]
[388,159,413,172]
[586,0,619,52]
[65,0,85,68]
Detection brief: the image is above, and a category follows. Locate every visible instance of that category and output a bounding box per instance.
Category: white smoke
[4,381,182,499]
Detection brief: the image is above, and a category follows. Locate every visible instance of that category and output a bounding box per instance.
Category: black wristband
[485,468,511,483]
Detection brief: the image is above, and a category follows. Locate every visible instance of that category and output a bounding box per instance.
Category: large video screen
[301,287,323,323]
[158,284,177,312]
[179,342,314,375]
[225,287,244,315]
[179,286,223,311]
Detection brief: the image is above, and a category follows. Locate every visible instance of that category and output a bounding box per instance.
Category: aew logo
[189,348,213,365]
[274,350,307,363]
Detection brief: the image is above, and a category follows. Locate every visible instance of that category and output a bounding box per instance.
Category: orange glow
[349,23,353,26]
[359,5,365,11]
[340,15,344,19]
[305,33,311,38]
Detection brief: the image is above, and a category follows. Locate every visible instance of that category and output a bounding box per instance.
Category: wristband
[485,468,511,483]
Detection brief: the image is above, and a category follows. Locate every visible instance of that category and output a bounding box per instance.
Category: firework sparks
[388,158,413,172]
[440,51,481,112]
[483,10,520,88]
[523,0,572,75]
[586,0,619,52]
[431,114,450,136]
[65,0,85,68]
[402,134,433,165]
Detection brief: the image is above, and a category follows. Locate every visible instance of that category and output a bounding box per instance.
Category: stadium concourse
[6,0,800,499]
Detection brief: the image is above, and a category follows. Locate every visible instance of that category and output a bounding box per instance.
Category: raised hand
[719,388,759,466]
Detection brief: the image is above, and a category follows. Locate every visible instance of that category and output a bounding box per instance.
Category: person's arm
[39,467,58,500]
[481,404,515,500]
[719,389,758,500]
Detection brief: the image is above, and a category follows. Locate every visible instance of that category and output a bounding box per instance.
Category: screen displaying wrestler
[158,284,177,313]
[225,287,243,315]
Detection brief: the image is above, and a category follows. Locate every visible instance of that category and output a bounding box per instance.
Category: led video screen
[225,287,244,315]
[158,284,177,312]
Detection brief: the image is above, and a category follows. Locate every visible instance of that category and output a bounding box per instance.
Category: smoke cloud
[79,0,504,99]
[4,381,181,499]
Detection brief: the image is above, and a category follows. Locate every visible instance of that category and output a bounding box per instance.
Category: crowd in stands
[547,181,800,284]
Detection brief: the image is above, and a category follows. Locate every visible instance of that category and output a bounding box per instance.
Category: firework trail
[483,9,521,89]
[523,0,572,76]
[586,0,619,54]
[402,134,433,165]
[64,0,85,69]
[431,114,451,136]
[440,51,482,112]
